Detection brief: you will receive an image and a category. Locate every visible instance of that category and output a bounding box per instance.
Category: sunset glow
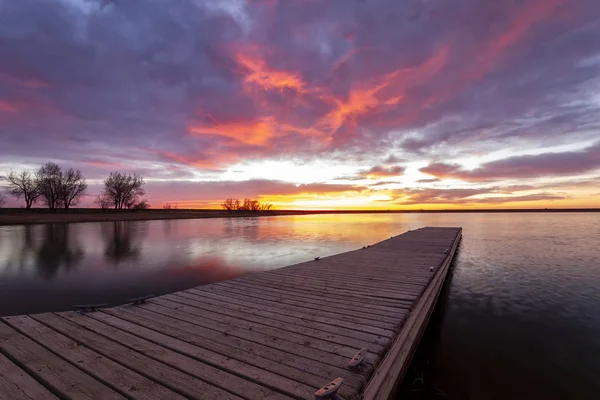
[1,0,599,209]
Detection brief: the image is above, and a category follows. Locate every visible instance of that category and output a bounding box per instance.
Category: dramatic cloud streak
[1,0,600,208]
[421,142,600,181]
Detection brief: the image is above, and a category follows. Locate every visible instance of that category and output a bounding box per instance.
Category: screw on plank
[127,295,155,305]
[314,377,344,400]
[444,248,449,254]
[72,303,109,313]
[429,266,434,272]
[348,348,367,370]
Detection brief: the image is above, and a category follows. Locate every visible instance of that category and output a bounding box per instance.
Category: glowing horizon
[1,0,600,210]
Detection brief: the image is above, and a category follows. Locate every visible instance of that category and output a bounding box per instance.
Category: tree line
[2,163,149,211]
[221,198,273,211]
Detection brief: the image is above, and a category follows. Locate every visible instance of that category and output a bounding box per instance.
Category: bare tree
[103,172,146,210]
[37,162,63,210]
[94,194,111,211]
[260,203,273,211]
[132,200,150,210]
[4,170,40,208]
[163,202,173,210]
[222,198,240,211]
[0,193,6,208]
[59,168,87,209]
[222,198,272,212]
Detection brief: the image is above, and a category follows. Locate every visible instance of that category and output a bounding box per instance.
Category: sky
[1,0,600,210]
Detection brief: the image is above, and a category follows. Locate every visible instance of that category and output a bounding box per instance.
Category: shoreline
[0,207,599,226]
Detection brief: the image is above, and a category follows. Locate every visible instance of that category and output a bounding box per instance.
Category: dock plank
[31,313,246,400]
[0,321,124,400]
[37,312,288,400]
[2,315,185,400]
[0,353,57,400]
[82,311,319,400]
[206,283,404,325]
[171,290,396,338]
[189,286,401,330]
[147,297,385,361]
[103,306,369,389]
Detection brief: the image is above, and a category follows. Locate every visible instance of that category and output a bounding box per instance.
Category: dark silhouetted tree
[4,170,41,208]
[222,198,240,211]
[36,162,63,210]
[222,198,272,212]
[103,172,146,210]
[260,203,273,211]
[163,202,174,210]
[58,168,87,209]
[0,193,6,208]
[94,194,111,211]
[131,200,150,210]
[36,163,87,210]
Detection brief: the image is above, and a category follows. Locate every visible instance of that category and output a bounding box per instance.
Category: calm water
[1,213,599,399]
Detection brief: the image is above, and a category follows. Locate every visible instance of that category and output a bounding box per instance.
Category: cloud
[359,165,405,179]
[421,142,600,181]
[396,187,566,205]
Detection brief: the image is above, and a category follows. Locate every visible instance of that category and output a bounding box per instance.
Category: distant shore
[0,207,599,226]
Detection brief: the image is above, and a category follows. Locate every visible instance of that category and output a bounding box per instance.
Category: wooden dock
[0,226,461,400]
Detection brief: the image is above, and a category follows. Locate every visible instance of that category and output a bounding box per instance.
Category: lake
[1,212,599,399]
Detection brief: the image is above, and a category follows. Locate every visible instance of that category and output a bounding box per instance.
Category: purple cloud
[421,142,600,181]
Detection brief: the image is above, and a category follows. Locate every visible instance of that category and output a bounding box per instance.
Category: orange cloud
[189,117,276,146]
[235,52,306,93]
[470,0,564,80]
[317,45,450,135]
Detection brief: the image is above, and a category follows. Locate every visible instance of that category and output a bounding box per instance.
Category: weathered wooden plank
[264,269,430,288]
[0,352,57,400]
[207,283,404,325]
[236,276,415,307]
[137,300,380,367]
[0,321,124,400]
[216,281,409,317]
[189,286,400,330]
[2,315,185,400]
[56,312,292,400]
[80,311,320,400]
[103,306,369,390]
[98,307,364,397]
[31,313,247,400]
[175,290,397,337]
[238,274,419,303]
[158,295,389,353]
[248,272,424,296]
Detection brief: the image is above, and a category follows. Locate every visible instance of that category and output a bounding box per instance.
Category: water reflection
[4,225,35,273]
[36,224,83,278]
[101,221,147,264]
